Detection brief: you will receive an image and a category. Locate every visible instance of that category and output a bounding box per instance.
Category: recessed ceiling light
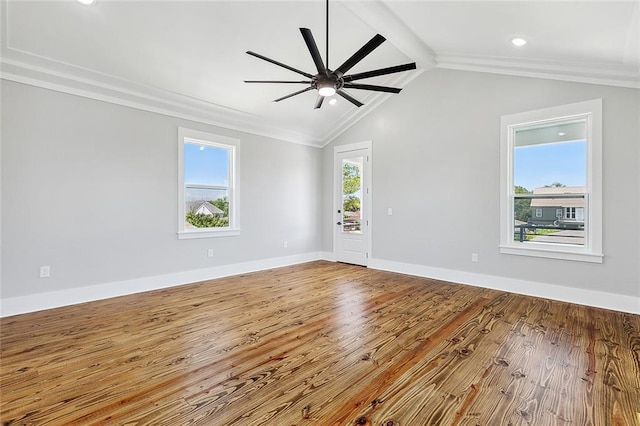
[558,132,566,136]
[199,146,205,151]
[77,0,96,5]
[511,38,527,47]
[329,98,337,105]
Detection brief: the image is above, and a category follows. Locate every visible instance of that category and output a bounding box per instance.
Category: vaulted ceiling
[1,1,638,147]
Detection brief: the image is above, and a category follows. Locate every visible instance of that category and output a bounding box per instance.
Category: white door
[334,143,371,266]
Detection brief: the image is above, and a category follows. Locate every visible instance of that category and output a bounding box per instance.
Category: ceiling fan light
[318,86,336,97]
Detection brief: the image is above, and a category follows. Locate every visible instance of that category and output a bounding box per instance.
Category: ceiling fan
[244,0,416,109]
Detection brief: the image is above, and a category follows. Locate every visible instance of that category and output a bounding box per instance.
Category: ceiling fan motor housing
[314,73,343,92]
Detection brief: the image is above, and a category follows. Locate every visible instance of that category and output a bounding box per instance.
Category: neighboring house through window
[529,186,585,229]
[500,99,603,263]
[177,127,240,239]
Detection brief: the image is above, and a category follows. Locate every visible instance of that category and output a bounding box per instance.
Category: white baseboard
[0,252,324,318]
[369,258,639,315]
[4,253,637,317]
[319,251,336,262]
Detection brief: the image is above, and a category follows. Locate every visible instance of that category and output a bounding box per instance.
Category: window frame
[177,127,240,239]
[499,99,603,263]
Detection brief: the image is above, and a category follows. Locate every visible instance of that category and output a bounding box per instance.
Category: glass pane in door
[342,156,363,233]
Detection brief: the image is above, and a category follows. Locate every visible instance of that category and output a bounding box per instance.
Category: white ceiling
[1,1,638,147]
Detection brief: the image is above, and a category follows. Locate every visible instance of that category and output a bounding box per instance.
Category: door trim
[333,141,372,266]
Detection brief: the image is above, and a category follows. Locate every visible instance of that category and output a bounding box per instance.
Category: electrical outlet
[40,265,51,278]
[283,241,288,248]
[471,253,479,263]
[207,249,214,258]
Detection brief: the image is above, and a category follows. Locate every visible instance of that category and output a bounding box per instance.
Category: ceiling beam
[341,0,437,71]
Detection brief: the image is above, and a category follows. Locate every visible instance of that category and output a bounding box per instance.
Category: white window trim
[177,127,240,239]
[499,99,603,263]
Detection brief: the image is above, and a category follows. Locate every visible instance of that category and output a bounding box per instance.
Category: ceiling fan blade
[342,63,417,82]
[273,87,314,103]
[342,83,402,94]
[335,34,386,77]
[245,80,312,84]
[300,28,326,73]
[246,51,314,79]
[314,95,324,109]
[337,89,363,108]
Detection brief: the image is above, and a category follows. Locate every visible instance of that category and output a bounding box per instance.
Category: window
[178,127,240,239]
[500,99,602,263]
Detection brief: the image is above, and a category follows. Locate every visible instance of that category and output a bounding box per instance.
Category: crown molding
[0,0,328,146]
[0,0,416,149]
[2,0,636,152]
[345,1,639,90]
[0,56,329,147]
[436,54,640,89]
[0,53,426,148]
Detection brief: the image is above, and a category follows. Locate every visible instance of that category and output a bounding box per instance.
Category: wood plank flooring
[1,261,639,425]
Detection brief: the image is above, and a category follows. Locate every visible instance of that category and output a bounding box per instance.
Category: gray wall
[323,68,640,298]
[1,81,322,299]
[3,68,639,303]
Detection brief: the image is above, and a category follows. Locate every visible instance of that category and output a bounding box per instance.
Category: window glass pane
[184,141,230,229]
[185,188,229,229]
[184,142,229,187]
[514,123,586,190]
[512,119,586,246]
[342,157,362,234]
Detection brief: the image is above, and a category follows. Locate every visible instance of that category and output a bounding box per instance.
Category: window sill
[499,244,603,263]
[178,229,241,239]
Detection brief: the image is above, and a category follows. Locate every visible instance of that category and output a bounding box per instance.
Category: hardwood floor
[1,261,639,425]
